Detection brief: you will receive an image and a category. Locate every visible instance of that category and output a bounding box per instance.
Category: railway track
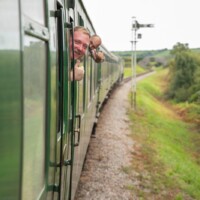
[123,70,155,83]
[75,71,155,199]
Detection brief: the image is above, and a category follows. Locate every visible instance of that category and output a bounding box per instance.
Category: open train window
[56,0,64,134]
[76,13,86,113]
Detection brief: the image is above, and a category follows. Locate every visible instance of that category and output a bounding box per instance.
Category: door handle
[74,114,81,146]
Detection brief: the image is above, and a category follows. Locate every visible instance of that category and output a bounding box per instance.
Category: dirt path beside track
[75,72,154,200]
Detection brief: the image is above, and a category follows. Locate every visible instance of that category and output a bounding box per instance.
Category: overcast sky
[82,0,200,51]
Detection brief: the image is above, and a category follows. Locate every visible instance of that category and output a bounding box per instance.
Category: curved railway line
[75,72,155,199]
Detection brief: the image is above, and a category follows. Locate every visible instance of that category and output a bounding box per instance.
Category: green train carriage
[0,0,124,199]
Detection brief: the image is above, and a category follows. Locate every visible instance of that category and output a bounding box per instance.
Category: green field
[123,66,146,78]
[127,68,200,200]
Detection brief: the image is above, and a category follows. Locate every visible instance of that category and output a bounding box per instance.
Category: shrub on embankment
[165,43,200,104]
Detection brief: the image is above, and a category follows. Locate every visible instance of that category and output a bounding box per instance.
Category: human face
[90,37,101,50]
[70,31,90,60]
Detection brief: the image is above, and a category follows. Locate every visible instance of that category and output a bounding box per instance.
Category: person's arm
[94,51,105,63]
[90,49,97,60]
[70,60,85,81]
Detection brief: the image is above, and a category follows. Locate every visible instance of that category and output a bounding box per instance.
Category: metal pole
[131,17,134,107]
[131,19,153,109]
[133,21,137,110]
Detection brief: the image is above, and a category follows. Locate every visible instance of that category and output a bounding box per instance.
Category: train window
[94,62,98,92]
[86,58,91,104]
[21,0,45,25]
[78,13,84,26]
[102,62,106,80]
[22,36,46,199]
[90,61,93,100]
[78,60,84,114]
[66,0,75,9]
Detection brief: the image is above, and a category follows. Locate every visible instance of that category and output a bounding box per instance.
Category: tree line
[165,42,200,103]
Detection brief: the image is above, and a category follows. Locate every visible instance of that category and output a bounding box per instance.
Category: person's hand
[95,51,105,63]
[74,65,84,81]
[70,60,85,81]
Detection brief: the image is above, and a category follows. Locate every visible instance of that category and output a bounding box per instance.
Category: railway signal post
[130,17,154,109]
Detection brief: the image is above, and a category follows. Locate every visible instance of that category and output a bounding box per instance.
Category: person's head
[89,35,102,50]
[70,26,90,60]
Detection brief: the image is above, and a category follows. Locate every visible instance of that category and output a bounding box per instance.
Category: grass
[124,66,146,78]
[127,68,200,200]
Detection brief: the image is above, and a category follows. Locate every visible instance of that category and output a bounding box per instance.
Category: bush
[189,90,200,103]
[174,87,190,102]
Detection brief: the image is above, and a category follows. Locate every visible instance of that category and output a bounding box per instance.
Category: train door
[69,13,86,200]
[20,0,73,199]
[53,0,73,199]
[20,0,49,199]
